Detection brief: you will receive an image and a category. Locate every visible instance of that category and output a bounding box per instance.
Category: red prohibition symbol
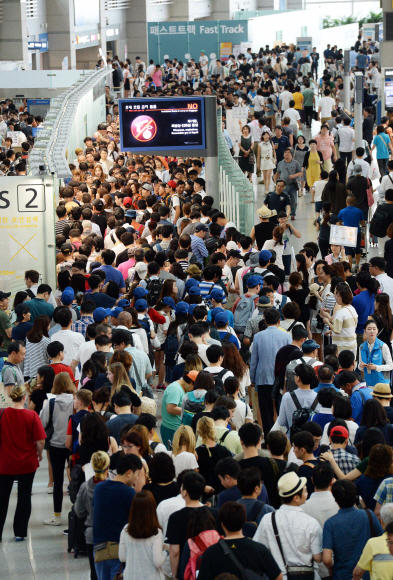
[131,115,157,142]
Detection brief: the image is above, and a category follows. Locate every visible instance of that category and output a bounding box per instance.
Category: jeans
[284,183,298,216]
[311,63,318,79]
[0,471,36,539]
[378,158,388,180]
[340,151,352,167]
[94,558,121,580]
[257,384,275,435]
[49,446,70,513]
[304,106,313,128]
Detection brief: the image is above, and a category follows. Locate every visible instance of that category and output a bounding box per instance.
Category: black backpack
[220,331,233,345]
[145,278,163,307]
[369,207,390,238]
[242,501,265,538]
[290,392,319,440]
[212,369,227,395]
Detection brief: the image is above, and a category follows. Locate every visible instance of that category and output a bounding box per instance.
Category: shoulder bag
[271,512,315,580]
[219,540,264,580]
[366,178,374,207]
[0,366,18,409]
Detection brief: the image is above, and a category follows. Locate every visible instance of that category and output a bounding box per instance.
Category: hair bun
[9,384,27,401]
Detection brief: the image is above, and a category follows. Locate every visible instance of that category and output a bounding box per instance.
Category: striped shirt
[198,281,227,305]
[24,337,51,379]
[190,235,208,265]
[332,305,358,354]
[55,219,72,236]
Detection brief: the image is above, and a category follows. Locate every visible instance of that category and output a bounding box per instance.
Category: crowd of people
[2,32,393,580]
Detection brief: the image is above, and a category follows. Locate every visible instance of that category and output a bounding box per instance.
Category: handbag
[366,178,374,207]
[249,153,256,164]
[94,541,119,563]
[0,367,17,409]
[271,512,315,580]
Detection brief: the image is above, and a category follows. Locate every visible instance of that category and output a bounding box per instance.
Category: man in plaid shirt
[328,423,359,475]
[71,300,95,338]
[374,477,393,517]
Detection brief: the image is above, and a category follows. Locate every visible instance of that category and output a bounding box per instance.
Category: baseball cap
[353,163,363,174]
[200,50,205,54]
[167,180,177,189]
[176,301,189,315]
[195,223,208,233]
[93,307,112,322]
[92,199,104,211]
[210,307,225,320]
[123,197,133,208]
[246,275,263,288]
[188,303,197,316]
[257,296,271,308]
[186,370,199,381]
[215,311,229,325]
[61,243,73,256]
[0,291,11,300]
[185,265,201,276]
[135,262,147,279]
[141,183,153,191]
[14,302,29,321]
[226,241,238,251]
[188,286,201,296]
[110,307,123,318]
[61,286,75,305]
[208,288,225,301]
[259,250,272,262]
[135,299,148,311]
[118,298,130,308]
[133,287,149,299]
[185,278,199,292]
[302,339,319,353]
[125,209,137,218]
[330,426,349,439]
[162,296,176,309]
[373,383,392,399]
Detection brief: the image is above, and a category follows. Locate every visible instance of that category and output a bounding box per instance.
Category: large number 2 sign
[17,184,46,212]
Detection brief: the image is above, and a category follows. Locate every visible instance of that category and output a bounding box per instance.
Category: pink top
[152,70,162,87]
[118,258,136,280]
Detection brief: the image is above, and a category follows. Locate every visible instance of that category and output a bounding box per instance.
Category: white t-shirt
[156,311,170,345]
[280,91,293,111]
[337,126,355,153]
[50,329,85,367]
[205,366,234,384]
[283,108,300,126]
[172,451,199,477]
[232,399,253,431]
[170,194,181,222]
[313,179,327,202]
[319,96,336,119]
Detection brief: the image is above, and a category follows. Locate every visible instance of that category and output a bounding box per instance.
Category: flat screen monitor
[385,70,393,109]
[118,97,206,154]
[74,0,99,27]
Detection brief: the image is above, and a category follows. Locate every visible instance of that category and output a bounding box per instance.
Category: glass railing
[217,108,255,235]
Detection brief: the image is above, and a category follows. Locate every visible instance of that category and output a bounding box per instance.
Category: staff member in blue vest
[359,319,393,388]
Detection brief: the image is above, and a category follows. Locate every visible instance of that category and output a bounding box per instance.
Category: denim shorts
[315,201,322,213]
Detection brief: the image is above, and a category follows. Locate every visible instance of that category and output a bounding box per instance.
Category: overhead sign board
[28,41,48,50]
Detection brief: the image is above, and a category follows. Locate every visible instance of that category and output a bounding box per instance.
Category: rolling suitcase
[67,506,87,558]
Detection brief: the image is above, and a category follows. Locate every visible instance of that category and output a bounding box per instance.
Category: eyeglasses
[386,540,393,546]
[122,444,136,450]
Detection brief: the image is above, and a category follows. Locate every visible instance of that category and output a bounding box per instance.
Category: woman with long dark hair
[119,490,165,580]
[9,291,30,323]
[356,444,393,509]
[295,253,309,285]
[222,342,250,399]
[374,293,393,341]
[27,365,55,415]
[24,315,51,379]
[322,170,347,214]
[143,452,178,506]
[159,279,179,304]
[355,399,393,446]
[285,272,310,326]
[78,412,118,466]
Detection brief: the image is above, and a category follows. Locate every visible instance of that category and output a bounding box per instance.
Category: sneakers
[43,515,61,526]
[63,529,68,536]
[156,384,166,390]
[291,216,295,220]
[46,486,53,494]
[15,537,25,542]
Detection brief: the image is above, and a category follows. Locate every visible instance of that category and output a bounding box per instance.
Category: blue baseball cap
[208,288,225,301]
[189,286,201,296]
[176,301,189,315]
[185,278,199,292]
[162,296,176,309]
[259,250,272,263]
[133,287,149,299]
[302,339,320,353]
[61,286,75,305]
[135,299,148,311]
[118,298,130,308]
[188,303,197,315]
[210,307,224,319]
[110,307,123,318]
[215,311,229,326]
[93,307,112,322]
[247,275,263,288]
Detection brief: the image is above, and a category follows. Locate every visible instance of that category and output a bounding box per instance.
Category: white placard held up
[329,225,357,248]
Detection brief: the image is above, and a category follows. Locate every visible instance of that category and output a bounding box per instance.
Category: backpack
[220,331,233,345]
[163,333,179,366]
[69,464,85,504]
[182,391,206,426]
[234,295,256,333]
[369,207,390,238]
[212,369,228,396]
[242,267,257,294]
[290,392,319,440]
[220,540,265,580]
[139,316,151,341]
[145,278,163,307]
[285,356,308,392]
[154,243,168,256]
[184,530,223,580]
[242,501,265,538]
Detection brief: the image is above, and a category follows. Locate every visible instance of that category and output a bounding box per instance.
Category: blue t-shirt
[373,133,391,159]
[207,308,234,328]
[338,206,364,228]
[92,480,135,544]
[217,330,240,349]
[352,290,376,333]
[96,265,126,289]
[217,484,269,509]
[323,506,383,580]
[356,53,367,68]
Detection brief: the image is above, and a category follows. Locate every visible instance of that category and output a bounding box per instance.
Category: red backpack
[184,530,223,580]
